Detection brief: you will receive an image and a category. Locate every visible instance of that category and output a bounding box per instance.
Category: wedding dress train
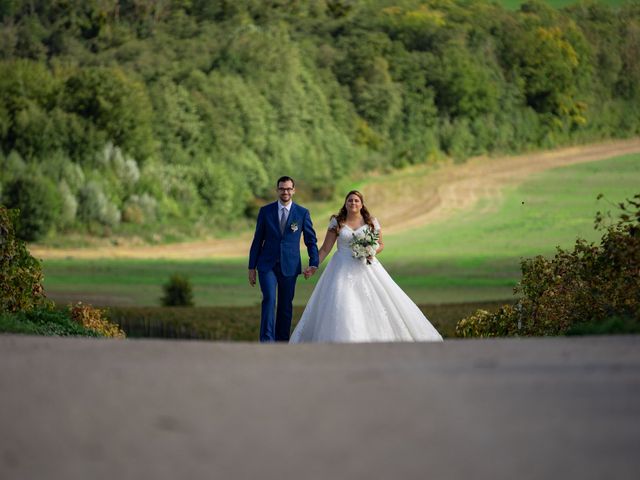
[290,219,443,343]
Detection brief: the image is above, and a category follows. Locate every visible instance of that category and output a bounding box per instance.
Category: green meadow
[383,153,640,302]
[387,153,640,261]
[42,153,640,308]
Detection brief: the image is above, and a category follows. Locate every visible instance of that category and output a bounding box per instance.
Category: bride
[290,190,443,343]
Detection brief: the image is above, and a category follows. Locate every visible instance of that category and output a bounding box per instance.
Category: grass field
[387,152,640,260]
[383,152,640,300]
[41,152,640,310]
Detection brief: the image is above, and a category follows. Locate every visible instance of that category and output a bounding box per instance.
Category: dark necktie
[280,207,288,234]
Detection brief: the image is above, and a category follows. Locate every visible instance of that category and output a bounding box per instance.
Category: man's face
[277,180,295,204]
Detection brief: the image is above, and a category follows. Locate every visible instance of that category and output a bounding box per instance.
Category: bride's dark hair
[330,190,375,232]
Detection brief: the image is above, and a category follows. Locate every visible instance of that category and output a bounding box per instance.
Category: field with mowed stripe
[41,151,640,308]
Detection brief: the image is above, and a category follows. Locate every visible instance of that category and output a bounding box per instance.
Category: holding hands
[249,267,316,285]
[303,266,318,279]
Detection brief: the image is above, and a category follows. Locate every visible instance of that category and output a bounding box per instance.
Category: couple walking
[248,176,443,343]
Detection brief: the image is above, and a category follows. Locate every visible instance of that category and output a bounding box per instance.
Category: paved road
[1,335,639,480]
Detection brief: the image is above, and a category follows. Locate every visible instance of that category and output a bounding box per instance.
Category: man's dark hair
[276,176,295,188]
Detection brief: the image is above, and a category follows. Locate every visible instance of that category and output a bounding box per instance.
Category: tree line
[0,0,639,241]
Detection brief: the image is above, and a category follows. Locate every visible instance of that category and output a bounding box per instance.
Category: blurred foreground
[1,334,638,480]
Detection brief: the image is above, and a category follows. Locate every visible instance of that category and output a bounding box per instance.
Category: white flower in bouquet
[349,227,380,265]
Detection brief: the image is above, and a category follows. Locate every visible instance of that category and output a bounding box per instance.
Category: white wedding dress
[290,218,443,343]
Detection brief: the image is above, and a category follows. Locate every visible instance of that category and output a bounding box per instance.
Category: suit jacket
[248,201,319,277]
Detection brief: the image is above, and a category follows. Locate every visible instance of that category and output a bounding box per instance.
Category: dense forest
[0,0,639,241]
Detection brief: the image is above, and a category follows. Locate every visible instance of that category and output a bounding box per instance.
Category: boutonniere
[290,222,299,232]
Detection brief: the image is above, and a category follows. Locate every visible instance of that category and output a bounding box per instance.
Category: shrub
[196,162,240,219]
[0,150,26,184]
[58,180,78,226]
[0,307,100,336]
[97,142,141,196]
[161,274,194,307]
[122,193,157,224]
[70,302,125,338]
[0,205,125,337]
[0,304,126,337]
[0,205,48,313]
[455,305,520,338]
[3,175,62,241]
[439,117,475,162]
[76,180,121,227]
[456,194,640,337]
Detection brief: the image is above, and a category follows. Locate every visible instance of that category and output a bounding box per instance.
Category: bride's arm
[318,229,338,265]
[375,219,384,255]
[376,229,384,255]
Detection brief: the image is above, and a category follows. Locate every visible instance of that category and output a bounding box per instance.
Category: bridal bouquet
[350,229,379,265]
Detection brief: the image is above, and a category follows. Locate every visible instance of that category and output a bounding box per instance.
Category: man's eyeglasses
[278,188,294,192]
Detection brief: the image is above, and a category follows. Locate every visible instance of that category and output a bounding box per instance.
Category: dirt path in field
[366,137,640,233]
[30,138,640,260]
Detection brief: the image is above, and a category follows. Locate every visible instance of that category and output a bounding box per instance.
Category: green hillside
[1,0,639,243]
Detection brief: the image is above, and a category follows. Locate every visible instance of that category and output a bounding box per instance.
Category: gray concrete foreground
[1,335,639,480]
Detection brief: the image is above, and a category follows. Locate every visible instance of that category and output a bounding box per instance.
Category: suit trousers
[258,263,298,342]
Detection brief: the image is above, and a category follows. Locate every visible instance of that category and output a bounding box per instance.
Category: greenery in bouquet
[350,229,380,265]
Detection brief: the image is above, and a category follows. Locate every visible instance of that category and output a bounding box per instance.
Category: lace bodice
[328,217,380,254]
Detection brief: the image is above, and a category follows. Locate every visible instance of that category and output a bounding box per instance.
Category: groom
[248,176,319,342]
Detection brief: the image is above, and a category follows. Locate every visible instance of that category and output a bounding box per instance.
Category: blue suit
[249,201,319,342]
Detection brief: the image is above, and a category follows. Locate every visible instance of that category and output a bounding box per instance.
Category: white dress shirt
[278,201,291,220]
